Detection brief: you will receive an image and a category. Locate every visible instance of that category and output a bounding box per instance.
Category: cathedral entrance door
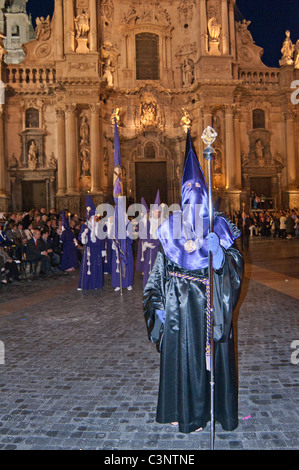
[135,162,167,205]
[22,181,47,211]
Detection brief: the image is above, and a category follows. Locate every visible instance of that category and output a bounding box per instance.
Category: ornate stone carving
[35,16,51,41]
[235,20,254,45]
[123,0,171,27]
[140,93,158,128]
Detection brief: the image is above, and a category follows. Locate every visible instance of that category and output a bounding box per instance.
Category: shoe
[127,286,132,291]
[114,287,120,291]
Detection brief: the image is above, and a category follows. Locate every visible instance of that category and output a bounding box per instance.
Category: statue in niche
[255,139,265,167]
[208,17,221,42]
[80,149,90,176]
[28,141,38,170]
[35,16,51,41]
[74,10,90,38]
[280,30,294,66]
[182,58,194,87]
[80,116,89,144]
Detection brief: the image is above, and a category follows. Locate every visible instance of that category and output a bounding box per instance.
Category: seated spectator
[0,246,20,282]
[39,230,60,271]
[25,229,50,274]
[22,209,35,230]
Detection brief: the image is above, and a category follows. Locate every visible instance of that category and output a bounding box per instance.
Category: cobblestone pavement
[0,238,298,451]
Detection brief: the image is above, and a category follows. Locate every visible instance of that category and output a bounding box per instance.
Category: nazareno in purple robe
[111,236,134,288]
[78,224,104,290]
[60,226,79,271]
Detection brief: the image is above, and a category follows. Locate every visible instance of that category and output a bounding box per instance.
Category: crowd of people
[1,202,298,287]
[232,208,299,250]
[0,207,84,285]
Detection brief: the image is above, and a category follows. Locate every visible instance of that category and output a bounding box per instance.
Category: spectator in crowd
[285,211,295,240]
[279,212,287,239]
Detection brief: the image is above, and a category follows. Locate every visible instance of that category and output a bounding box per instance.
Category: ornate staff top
[201,126,217,147]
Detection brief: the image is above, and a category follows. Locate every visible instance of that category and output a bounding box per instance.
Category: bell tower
[197,0,237,79]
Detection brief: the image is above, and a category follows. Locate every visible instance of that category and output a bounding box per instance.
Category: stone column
[199,0,207,55]
[89,0,98,52]
[89,104,102,193]
[225,106,235,189]
[64,0,75,53]
[233,109,242,188]
[55,0,64,59]
[0,107,6,197]
[55,108,66,196]
[65,104,78,194]
[228,0,236,57]
[221,0,229,55]
[285,111,297,188]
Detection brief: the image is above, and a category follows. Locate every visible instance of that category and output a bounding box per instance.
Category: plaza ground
[0,237,298,450]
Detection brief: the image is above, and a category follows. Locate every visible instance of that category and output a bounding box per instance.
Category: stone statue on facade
[255,139,264,166]
[28,140,38,170]
[74,10,90,39]
[80,116,89,144]
[182,58,194,87]
[35,16,51,41]
[102,57,114,86]
[280,30,295,66]
[208,17,221,55]
[80,149,90,176]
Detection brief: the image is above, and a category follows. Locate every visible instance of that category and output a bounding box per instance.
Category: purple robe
[136,219,150,273]
[111,237,134,288]
[60,227,79,271]
[78,224,104,290]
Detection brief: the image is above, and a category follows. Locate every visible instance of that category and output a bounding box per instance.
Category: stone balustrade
[6,66,56,86]
[239,69,280,87]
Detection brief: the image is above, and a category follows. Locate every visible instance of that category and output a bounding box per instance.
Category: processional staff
[201,126,217,450]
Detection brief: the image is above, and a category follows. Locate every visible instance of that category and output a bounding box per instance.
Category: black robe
[143,246,244,433]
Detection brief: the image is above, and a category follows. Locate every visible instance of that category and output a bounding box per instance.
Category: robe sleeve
[212,245,244,343]
[143,250,166,351]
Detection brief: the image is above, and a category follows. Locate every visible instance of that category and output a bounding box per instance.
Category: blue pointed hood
[86,195,96,218]
[156,130,240,270]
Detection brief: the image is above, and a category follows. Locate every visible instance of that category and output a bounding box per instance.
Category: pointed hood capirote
[85,194,96,218]
[157,130,240,270]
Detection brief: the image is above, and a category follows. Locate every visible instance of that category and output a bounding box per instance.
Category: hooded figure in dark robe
[143,131,244,434]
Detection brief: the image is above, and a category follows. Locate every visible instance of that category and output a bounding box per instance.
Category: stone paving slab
[0,241,298,451]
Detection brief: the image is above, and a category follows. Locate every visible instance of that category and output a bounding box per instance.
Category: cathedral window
[25,108,39,128]
[136,33,159,80]
[252,108,265,129]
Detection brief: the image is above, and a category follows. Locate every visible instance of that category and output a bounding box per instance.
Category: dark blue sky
[26,0,299,68]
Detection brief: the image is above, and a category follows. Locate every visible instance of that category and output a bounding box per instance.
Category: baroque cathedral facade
[0,0,298,215]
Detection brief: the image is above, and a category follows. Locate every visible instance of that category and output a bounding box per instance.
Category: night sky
[26,0,299,68]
